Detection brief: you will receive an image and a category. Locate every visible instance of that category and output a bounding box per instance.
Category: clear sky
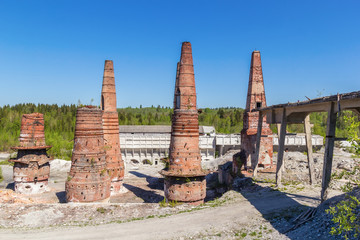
[0,1,359,108]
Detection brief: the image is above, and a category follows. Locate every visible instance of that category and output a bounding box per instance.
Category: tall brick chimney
[101,60,117,112]
[66,107,111,202]
[10,113,51,194]
[160,42,207,205]
[237,51,273,172]
[101,60,125,194]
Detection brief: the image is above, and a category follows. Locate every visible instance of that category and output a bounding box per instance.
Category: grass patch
[340,182,354,193]
[253,178,276,184]
[96,207,106,214]
[0,167,3,183]
[158,198,181,208]
[283,180,301,186]
[0,160,13,166]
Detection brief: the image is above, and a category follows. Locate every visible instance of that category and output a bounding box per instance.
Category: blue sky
[0,1,359,108]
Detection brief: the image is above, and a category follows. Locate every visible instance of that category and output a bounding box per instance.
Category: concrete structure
[101,60,124,194]
[10,113,51,194]
[237,51,273,173]
[160,42,207,205]
[119,126,323,167]
[119,125,216,166]
[255,91,360,201]
[66,107,111,202]
[272,133,323,152]
[215,134,241,156]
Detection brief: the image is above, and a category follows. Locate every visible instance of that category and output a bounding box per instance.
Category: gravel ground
[0,148,359,239]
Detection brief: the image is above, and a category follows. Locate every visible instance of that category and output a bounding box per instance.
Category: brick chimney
[101,60,125,194]
[160,42,207,205]
[10,113,51,194]
[65,107,111,202]
[237,51,273,172]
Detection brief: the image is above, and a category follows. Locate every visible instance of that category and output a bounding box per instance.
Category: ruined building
[65,107,111,202]
[101,60,125,194]
[10,113,51,194]
[236,51,273,172]
[160,42,207,205]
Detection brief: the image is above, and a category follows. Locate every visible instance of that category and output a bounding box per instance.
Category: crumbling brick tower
[237,51,273,172]
[10,113,51,194]
[101,60,125,194]
[160,42,207,205]
[65,107,111,202]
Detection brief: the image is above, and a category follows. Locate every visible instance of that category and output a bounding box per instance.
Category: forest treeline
[0,104,358,159]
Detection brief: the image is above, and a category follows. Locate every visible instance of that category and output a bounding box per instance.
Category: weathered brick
[236,51,273,173]
[65,107,111,202]
[10,113,51,194]
[101,60,125,194]
[160,42,207,205]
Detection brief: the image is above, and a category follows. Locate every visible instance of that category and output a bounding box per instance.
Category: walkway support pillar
[276,108,287,186]
[321,102,337,202]
[304,114,315,185]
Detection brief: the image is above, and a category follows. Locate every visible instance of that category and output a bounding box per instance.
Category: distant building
[119,125,323,168]
[119,125,218,166]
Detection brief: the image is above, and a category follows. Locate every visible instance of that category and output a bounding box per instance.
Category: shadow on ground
[123,183,163,203]
[56,191,67,203]
[234,178,320,239]
[129,171,164,190]
[6,182,14,190]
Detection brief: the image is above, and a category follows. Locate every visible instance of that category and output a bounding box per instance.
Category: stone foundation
[14,181,49,194]
[164,176,206,205]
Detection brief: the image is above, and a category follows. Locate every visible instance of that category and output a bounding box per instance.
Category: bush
[326,195,360,239]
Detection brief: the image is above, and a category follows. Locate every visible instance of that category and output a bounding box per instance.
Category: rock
[232,177,252,190]
[337,159,353,171]
[216,187,227,194]
[218,161,233,185]
[0,153,10,160]
[206,189,217,199]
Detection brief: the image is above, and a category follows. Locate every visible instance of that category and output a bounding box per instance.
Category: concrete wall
[119,133,216,166]
[119,132,323,167]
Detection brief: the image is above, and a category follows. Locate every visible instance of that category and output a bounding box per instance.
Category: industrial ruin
[160,42,207,205]
[255,91,360,201]
[101,60,125,194]
[2,42,358,213]
[9,113,51,194]
[236,51,273,174]
[65,107,111,202]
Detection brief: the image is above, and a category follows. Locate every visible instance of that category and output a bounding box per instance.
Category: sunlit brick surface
[101,60,125,194]
[10,113,51,194]
[161,42,207,205]
[239,51,273,170]
[65,107,111,202]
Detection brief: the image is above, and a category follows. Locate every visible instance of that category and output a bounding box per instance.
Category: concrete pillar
[321,102,337,202]
[304,114,315,185]
[276,108,287,186]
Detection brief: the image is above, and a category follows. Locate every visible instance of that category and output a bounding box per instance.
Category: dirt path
[0,186,328,240]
